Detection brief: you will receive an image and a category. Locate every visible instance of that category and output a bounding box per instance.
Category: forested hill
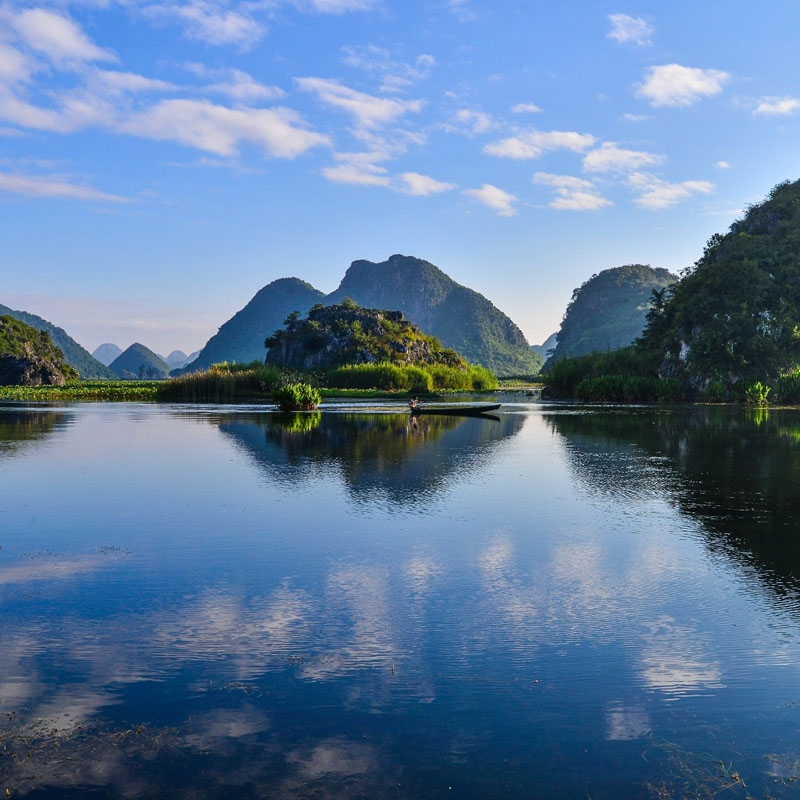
[548,264,677,362]
[109,343,170,379]
[640,178,800,385]
[182,278,325,372]
[183,257,542,376]
[326,255,542,375]
[0,302,114,378]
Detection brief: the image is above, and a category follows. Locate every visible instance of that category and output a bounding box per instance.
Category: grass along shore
[0,360,500,403]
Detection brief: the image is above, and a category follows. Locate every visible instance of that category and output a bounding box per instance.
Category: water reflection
[3,404,800,798]
[547,407,800,598]
[0,409,66,456]
[218,411,525,505]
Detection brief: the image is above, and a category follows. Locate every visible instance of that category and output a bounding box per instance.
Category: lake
[2,400,800,798]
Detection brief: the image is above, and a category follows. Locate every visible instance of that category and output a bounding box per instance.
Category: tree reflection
[218,411,525,506]
[547,406,800,596]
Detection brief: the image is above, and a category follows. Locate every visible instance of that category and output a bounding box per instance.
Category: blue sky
[2,0,800,354]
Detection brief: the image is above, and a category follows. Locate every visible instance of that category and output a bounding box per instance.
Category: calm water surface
[2,401,800,798]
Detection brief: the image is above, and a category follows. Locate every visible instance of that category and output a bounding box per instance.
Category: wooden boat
[411,403,501,417]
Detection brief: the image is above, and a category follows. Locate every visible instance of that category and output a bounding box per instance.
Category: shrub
[702,379,727,402]
[324,362,496,391]
[468,364,499,391]
[545,346,657,398]
[427,364,472,390]
[325,363,433,391]
[158,363,285,402]
[273,382,321,411]
[745,381,771,405]
[775,370,800,404]
[575,374,685,403]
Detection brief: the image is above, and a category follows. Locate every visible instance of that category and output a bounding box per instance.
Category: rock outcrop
[0,315,77,385]
[0,354,68,386]
[265,303,465,370]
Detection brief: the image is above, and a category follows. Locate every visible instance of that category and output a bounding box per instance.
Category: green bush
[427,364,472,390]
[545,346,657,398]
[325,362,496,391]
[326,363,430,391]
[468,364,499,391]
[575,374,685,403]
[158,363,285,402]
[775,370,800,404]
[702,379,727,402]
[745,381,771,405]
[273,382,321,411]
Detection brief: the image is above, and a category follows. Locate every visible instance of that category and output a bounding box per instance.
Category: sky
[2,0,800,354]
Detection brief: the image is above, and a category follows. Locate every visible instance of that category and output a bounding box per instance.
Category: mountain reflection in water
[547,406,800,605]
[3,403,800,799]
[219,410,525,505]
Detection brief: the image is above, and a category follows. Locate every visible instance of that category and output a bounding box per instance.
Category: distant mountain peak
[109,342,170,379]
[92,342,123,366]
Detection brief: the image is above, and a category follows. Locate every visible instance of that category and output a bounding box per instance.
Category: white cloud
[583,142,665,173]
[398,172,456,196]
[484,129,596,159]
[204,69,283,102]
[143,1,265,48]
[533,172,611,211]
[511,102,542,114]
[607,14,653,46]
[90,69,177,94]
[9,7,116,65]
[551,190,612,211]
[447,0,477,22]
[637,64,730,107]
[322,162,389,186]
[341,46,435,92]
[296,77,423,127]
[621,112,651,122]
[628,171,713,209]
[0,43,37,85]
[452,108,493,134]
[0,170,128,202]
[754,96,800,116]
[302,0,379,11]
[120,99,329,157]
[714,160,730,169]
[463,183,517,216]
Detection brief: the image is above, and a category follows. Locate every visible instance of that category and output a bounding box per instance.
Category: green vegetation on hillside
[185,257,541,377]
[184,278,325,371]
[0,302,114,378]
[109,343,171,379]
[327,255,542,375]
[639,179,800,388]
[548,264,676,363]
[0,315,79,383]
[266,302,466,370]
[545,179,800,403]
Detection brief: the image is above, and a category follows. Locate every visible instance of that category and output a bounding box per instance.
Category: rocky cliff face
[327,255,542,375]
[265,303,465,370]
[0,354,68,386]
[0,315,76,385]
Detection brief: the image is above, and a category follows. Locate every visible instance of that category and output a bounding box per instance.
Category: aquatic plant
[273,382,321,411]
[324,362,497,392]
[745,381,771,405]
[574,375,685,403]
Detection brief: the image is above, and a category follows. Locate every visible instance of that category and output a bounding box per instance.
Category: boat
[410,403,501,417]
